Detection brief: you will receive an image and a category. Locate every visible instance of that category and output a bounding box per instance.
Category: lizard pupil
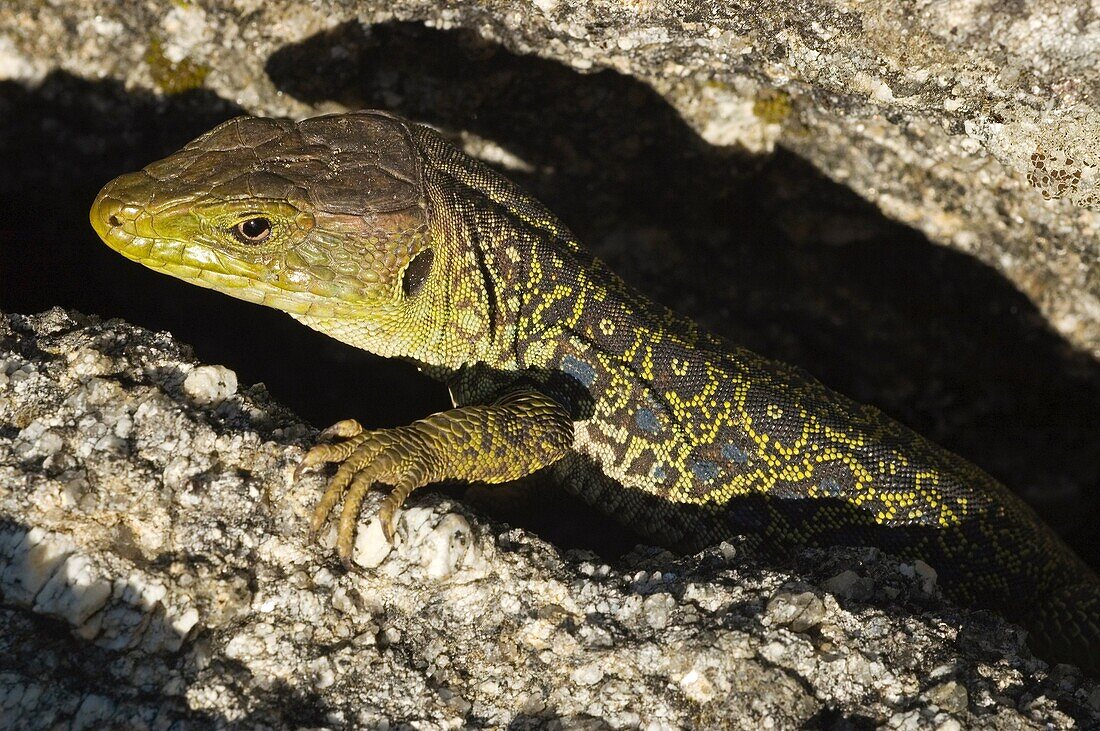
[233,217,271,243]
[401,248,434,298]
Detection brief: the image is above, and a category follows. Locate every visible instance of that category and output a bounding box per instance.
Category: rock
[182,365,238,406]
[914,559,939,594]
[2,308,1098,728]
[764,590,827,633]
[822,569,870,601]
[926,680,969,715]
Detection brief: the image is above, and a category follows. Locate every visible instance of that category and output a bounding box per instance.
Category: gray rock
[2,308,1098,728]
[764,589,827,633]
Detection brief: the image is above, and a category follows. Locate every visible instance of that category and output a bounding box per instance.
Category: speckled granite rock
[2,309,1099,728]
[0,0,1097,359]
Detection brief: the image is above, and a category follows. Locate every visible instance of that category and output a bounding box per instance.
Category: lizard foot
[294,419,366,480]
[296,391,573,570]
[301,422,438,567]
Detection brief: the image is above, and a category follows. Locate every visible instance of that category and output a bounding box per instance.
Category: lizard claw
[340,554,366,576]
[294,421,371,480]
[300,420,435,566]
[319,418,364,440]
[379,501,398,544]
[294,450,324,481]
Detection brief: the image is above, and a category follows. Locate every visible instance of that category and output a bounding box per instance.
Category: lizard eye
[401,248,434,298]
[232,217,272,244]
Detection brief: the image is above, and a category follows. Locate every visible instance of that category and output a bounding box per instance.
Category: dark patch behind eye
[401,247,434,297]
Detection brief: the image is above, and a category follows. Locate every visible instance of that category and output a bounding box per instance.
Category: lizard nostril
[108,214,121,228]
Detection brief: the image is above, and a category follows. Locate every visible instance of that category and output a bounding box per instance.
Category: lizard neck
[410,121,710,376]
[514,239,713,375]
[412,124,588,372]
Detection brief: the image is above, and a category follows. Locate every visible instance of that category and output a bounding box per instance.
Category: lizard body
[91,111,1100,672]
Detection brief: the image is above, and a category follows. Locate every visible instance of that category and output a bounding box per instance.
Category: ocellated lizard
[90,111,1100,673]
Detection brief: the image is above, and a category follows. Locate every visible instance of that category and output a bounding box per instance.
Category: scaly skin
[91,111,1100,672]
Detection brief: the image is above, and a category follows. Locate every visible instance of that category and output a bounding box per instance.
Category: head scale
[91,112,468,364]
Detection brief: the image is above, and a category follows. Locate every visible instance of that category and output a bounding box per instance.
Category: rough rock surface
[3,309,1100,727]
[0,0,1097,359]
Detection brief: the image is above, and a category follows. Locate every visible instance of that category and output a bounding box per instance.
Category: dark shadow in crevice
[803,707,878,731]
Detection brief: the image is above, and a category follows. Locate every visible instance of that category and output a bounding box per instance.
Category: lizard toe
[319,418,364,440]
[312,428,438,565]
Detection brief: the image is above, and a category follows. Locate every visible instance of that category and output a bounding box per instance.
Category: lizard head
[91,111,460,363]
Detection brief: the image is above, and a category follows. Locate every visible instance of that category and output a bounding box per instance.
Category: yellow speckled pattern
[91,111,1100,674]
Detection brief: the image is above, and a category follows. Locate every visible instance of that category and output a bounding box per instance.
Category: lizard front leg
[298,388,573,568]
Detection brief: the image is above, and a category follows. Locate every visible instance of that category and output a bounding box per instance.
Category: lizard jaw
[90,181,360,318]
